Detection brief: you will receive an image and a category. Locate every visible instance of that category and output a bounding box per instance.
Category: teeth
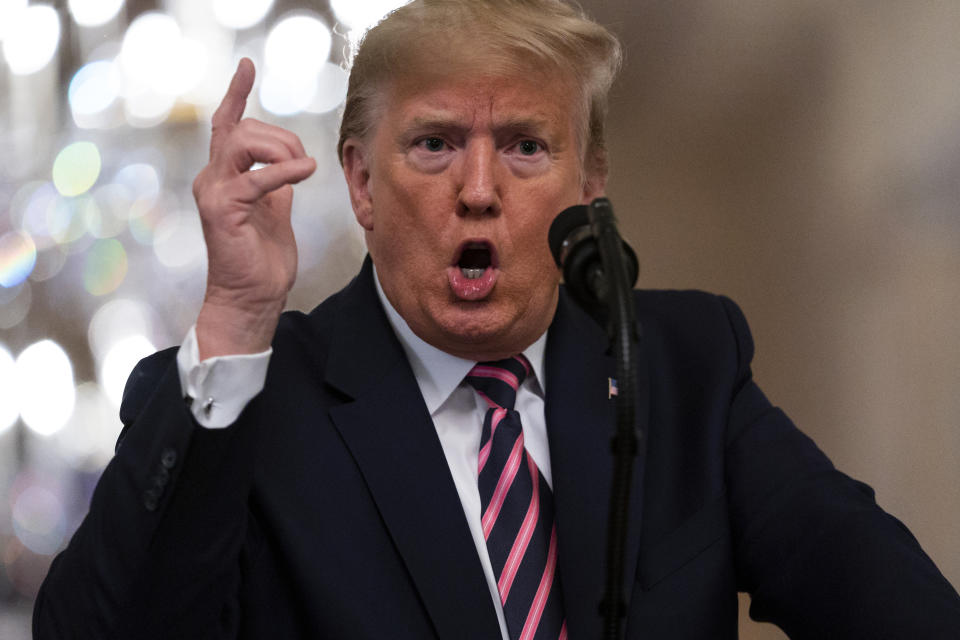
[461,268,485,279]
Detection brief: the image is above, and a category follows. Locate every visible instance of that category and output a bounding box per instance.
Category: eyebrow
[403,114,555,136]
[404,115,471,133]
[494,116,554,135]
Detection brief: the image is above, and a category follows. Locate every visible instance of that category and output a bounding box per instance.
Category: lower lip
[447,266,498,300]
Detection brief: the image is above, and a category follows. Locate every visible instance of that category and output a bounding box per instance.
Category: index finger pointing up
[210,58,255,152]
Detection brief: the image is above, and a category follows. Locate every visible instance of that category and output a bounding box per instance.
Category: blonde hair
[337,0,622,179]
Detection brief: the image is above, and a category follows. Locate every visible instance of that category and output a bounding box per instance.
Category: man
[34,0,960,638]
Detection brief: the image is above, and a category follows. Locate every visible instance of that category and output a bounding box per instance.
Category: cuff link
[201,396,215,418]
[183,394,216,418]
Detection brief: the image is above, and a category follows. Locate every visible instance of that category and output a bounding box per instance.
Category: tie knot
[465,355,531,411]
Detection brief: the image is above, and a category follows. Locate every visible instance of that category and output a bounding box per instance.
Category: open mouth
[455,241,496,279]
[448,241,499,300]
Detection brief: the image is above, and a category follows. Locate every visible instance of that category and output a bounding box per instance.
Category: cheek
[507,230,558,285]
[380,174,443,232]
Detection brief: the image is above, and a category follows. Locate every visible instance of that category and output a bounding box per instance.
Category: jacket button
[161,448,177,469]
[154,467,170,487]
[144,492,158,512]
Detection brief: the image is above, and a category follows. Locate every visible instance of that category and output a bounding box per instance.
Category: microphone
[548,197,639,326]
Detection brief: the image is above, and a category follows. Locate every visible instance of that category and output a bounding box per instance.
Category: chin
[440,311,508,343]
[432,305,533,360]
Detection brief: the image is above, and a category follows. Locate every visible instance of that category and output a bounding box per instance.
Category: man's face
[342,70,603,361]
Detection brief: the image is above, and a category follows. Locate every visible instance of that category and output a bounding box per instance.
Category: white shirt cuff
[176,326,272,429]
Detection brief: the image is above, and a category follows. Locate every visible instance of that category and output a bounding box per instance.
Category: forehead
[377,68,585,138]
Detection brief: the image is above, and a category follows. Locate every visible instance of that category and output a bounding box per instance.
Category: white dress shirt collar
[372,266,547,413]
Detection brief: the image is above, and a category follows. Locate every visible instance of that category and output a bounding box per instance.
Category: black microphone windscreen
[548,204,589,268]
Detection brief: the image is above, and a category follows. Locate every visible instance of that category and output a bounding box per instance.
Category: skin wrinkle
[342,70,604,362]
[351,49,596,187]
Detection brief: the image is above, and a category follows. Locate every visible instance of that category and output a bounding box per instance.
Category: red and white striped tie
[466,355,567,640]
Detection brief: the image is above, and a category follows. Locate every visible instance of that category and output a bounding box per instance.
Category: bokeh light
[120,12,182,94]
[0,0,28,43]
[16,340,76,437]
[264,14,330,77]
[86,184,130,238]
[0,230,37,287]
[2,4,61,75]
[12,485,66,556]
[9,180,47,221]
[88,298,154,364]
[177,33,236,110]
[259,69,318,116]
[83,239,128,295]
[128,199,165,245]
[29,246,68,282]
[0,344,17,433]
[113,163,160,202]
[12,182,60,251]
[123,90,176,128]
[69,59,123,128]
[213,0,274,30]
[172,37,209,97]
[72,196,101,237]
[52,142,102,197]
[260,14,331,116]
[330,0,408,33]
[0,281,31,329]
[307,62,350,114]
[100,334,155,407]
[118,11,208,116]
[57,382,121,471]
[119,12,200,126]
[44,197,79,245]
[153,211,205,270]
[68,0,124,28]
[48,195,96,246]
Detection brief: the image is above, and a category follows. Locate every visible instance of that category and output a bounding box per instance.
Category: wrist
[195,296,284,360]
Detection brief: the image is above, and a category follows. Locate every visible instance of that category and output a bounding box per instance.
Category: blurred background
[0,1,957,638]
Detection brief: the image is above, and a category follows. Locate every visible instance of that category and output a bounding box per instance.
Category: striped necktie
[466,356,567,640]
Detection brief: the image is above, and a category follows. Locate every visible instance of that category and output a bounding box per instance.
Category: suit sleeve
[718,296,960,638]
[33,349,260,640]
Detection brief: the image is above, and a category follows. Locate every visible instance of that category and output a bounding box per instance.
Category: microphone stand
[585,199,641,640]
[550,197,641,639]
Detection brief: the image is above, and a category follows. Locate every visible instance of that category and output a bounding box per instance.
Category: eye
[419,137,447,152]
[517,140,542,156]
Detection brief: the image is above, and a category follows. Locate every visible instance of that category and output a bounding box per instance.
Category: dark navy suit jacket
[35,258,960,639]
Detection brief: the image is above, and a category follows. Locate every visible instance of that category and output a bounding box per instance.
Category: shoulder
[633,289,754,373]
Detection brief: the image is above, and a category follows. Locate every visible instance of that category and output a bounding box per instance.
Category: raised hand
[192,58,316,359]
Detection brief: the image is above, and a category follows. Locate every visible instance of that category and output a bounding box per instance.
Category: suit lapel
[545,290,649,639]
[321,260,501,639]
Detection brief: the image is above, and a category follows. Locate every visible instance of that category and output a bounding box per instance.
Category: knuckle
[193,180,221,215]
[210,123,229,138]
[192,173,206,199]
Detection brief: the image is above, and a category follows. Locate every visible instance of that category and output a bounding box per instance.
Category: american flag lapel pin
[608,377,618,399]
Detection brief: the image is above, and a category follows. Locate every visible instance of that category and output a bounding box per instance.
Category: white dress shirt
[176,269,552,640]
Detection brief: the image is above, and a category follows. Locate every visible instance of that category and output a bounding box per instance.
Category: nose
[457,139,501,217]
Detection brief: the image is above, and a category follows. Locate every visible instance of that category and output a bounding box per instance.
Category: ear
[341,138,374,230]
